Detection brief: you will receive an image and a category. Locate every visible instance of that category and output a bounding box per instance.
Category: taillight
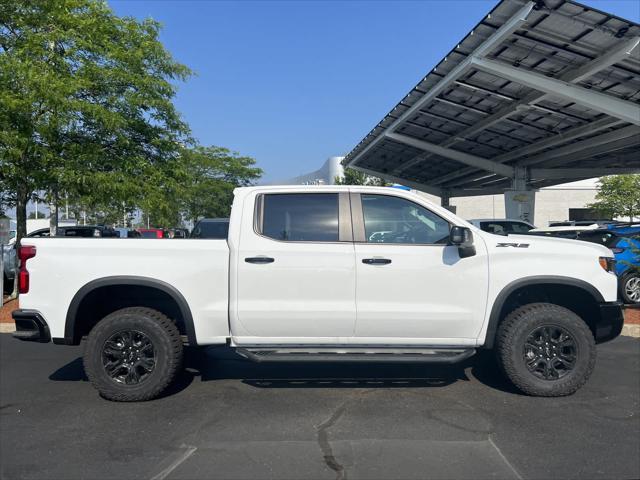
[17,245,36,293]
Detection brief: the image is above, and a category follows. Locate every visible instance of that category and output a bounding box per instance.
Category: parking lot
[0,333,638,480]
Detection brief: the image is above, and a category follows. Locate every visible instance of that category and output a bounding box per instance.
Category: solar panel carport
[342,0,640,221]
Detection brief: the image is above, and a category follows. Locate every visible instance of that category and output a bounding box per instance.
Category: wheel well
[486,283,601,348]
[67,284,191,344]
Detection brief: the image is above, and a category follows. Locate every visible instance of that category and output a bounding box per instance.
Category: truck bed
[19,238,230,344]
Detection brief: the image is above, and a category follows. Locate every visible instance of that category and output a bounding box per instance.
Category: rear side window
[260,193,339,242]
[192,221,229,239]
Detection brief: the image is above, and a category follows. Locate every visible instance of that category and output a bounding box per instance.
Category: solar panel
[342,0,640,197]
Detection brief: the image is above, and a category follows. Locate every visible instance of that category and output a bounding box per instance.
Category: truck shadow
[48,347,519,396]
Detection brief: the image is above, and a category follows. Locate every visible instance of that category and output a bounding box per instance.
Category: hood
[479,231,613,257]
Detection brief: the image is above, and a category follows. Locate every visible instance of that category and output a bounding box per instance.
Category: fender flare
[59,276,197,346]
[482,275,605,349]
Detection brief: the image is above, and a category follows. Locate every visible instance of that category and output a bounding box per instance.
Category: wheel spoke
[104,360,123,378]
[526,357,541,369]
[138,358,155,372]
[524,342,539,351]
[125,366,140,385]
[104,347,125,358]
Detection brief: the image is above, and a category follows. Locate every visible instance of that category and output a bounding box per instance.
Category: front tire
[496,303,596,397]
[83,307,183,401]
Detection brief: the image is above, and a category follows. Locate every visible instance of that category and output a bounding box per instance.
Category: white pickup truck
[12,186,623,401]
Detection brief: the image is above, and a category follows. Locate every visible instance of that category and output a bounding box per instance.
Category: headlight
[599,256,616,273]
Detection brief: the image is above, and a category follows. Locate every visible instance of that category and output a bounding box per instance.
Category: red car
[136,228,164,239]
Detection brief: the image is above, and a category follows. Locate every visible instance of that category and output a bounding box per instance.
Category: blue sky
[110,0,640,182]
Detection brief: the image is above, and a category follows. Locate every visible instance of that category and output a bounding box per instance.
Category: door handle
[245,256,275,264]
[362,258,392,265]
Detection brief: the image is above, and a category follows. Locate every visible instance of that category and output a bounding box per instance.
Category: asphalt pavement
[1,334,639,480]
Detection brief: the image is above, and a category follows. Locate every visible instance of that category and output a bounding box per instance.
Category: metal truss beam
[430,117,620,186]
[350,166,444,197]
[517,125,640,167]
[530,167,640,180]
[470,57,640,126]
[384,132,515,178]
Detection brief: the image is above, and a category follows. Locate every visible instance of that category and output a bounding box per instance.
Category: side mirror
[450,226,476,258]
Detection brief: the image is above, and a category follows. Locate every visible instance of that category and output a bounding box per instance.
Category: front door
[233,191,356,344]
[352,192,488,344]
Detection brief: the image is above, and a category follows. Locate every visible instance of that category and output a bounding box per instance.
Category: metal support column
[504,167,536,224]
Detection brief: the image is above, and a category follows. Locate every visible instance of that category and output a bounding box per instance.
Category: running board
[235,347,475,364]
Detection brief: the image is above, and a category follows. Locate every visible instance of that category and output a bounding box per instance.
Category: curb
[621,324,640,338]
[0,323,16,333]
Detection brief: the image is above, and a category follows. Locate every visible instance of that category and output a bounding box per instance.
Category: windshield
[480,221,533,235]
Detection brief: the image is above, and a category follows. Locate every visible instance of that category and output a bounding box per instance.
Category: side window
[260,193,339,242]
[361,194,450,244]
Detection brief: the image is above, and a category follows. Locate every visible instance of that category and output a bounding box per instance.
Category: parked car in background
[548,220,618,227]
[136,228,164,239]
[57,225,119,238]
[469,218,535,235]
[24,228,51,238]
[190,218,230,239]
[528,225,599,239]
[165,228,189,239]
[114,228,142,238]
[2,244,15,294]
[3,228,53,293]
[577,227,640,304]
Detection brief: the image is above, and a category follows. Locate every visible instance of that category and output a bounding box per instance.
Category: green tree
[27,210,48,219]
[179,146,262,223]
[335,167,388,186]
[589,175,640,222]
[0,0,192,241]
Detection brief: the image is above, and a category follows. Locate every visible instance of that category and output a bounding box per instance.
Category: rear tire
[83,307,183,402]
[496,303,596,397]
[620,271,640,304]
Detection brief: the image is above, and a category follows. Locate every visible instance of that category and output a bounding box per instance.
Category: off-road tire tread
[496,302,596,397]
[83,307,183,402]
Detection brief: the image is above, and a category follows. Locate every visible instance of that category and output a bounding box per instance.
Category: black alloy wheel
[102,330,156,385]
[523,325,577,380]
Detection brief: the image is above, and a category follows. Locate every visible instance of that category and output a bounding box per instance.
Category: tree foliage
[589,175,640,222]
[179,146,262,223]
[1,0,192,240]
[334,168,388,186]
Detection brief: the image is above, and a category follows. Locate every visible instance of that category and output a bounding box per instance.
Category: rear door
[232,190,356,344]
[351,192,489,344]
